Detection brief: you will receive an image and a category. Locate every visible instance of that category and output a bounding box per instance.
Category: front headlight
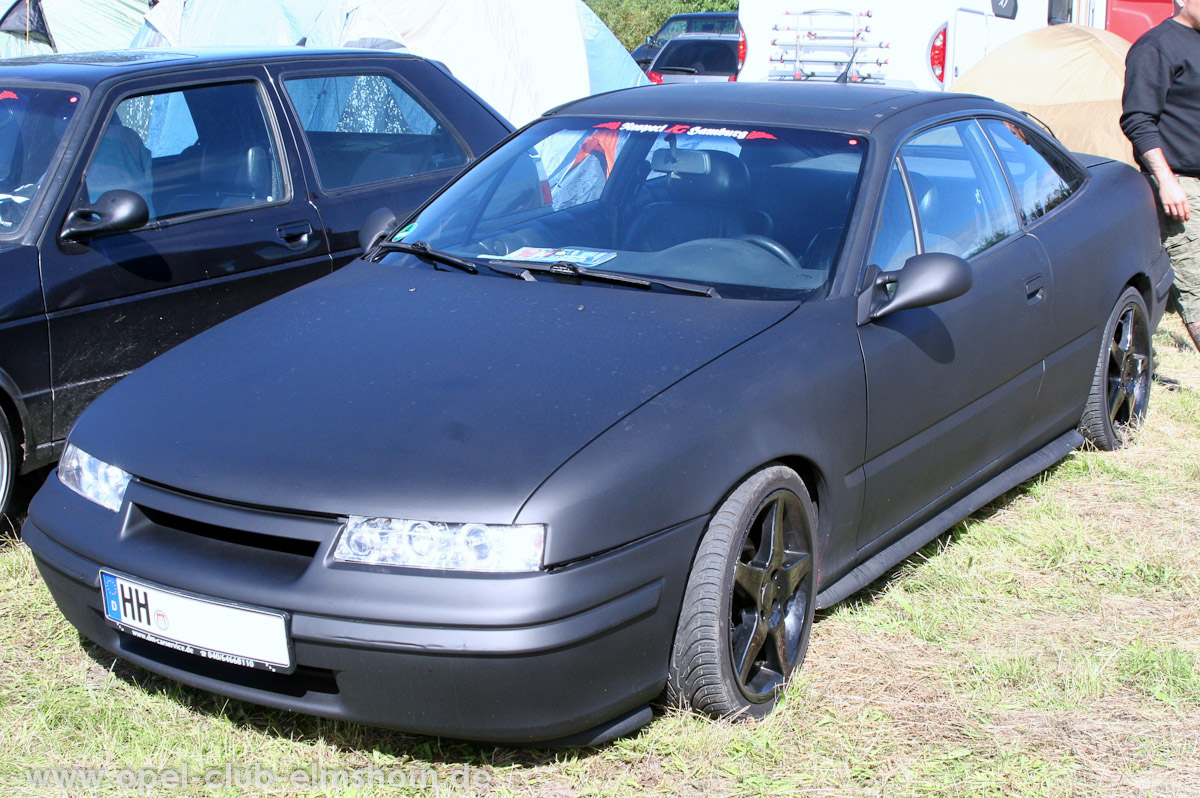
[58,443,132,513]
[333,515,545,573]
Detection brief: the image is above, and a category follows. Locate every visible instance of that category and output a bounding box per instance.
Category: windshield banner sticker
[492,247,617,267]
[594,121,777,141]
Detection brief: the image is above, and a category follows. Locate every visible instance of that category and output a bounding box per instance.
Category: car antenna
[835,47,859,84]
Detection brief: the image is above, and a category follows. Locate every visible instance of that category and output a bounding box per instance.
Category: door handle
[1025,275,1045,306]
[276,221,313,250]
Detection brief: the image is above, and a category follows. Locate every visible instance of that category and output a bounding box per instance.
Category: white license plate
[100,571,292,672]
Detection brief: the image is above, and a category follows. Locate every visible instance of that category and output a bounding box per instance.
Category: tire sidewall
[0,414,13,518]
[1084,287,1152,449]
[672,464,817,719]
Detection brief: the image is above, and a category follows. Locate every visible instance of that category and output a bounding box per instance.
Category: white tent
[0,0,148,58]
[130,0,648,126]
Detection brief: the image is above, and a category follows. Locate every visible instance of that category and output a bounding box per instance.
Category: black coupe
[24,83,1171,746]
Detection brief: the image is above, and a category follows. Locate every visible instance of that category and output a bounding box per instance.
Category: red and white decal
[593,121,778,141]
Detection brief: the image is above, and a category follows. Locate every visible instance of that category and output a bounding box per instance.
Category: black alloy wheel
[1080,287,1152,450]
[668,465,816,718]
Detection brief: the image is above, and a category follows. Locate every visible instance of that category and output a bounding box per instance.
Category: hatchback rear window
[656,40,738,76]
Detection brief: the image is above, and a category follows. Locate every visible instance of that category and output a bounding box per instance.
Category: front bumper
[24,475,704,744]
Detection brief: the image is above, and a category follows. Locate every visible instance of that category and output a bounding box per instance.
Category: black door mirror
[358,207,398,254]
[858,252,973,323]
[60,189,150,242]
[646,35,655,46]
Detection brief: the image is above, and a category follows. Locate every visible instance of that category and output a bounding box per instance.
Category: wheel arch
[684,453,830,584]
[0,372,29,469]
[1125,271,1152,313]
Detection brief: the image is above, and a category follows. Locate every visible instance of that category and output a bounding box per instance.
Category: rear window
[656,40,739,75]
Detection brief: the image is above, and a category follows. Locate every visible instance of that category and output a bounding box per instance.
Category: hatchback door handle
[276,221,313,249]
[1025,275,1045,305]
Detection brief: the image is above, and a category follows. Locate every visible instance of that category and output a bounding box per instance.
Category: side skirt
[815,429,1082,610]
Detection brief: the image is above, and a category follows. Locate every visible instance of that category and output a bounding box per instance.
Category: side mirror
[358,207,398,254]
[646,35,655,45]
[60,190,149,242]
[857,252,972,324]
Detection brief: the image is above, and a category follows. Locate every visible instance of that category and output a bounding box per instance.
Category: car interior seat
[906,171,961,256]
[160,144,275,216]
[87,119,153,216]
[349,140,436,188]
[623,149,771,251]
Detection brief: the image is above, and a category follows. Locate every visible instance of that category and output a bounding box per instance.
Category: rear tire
[1079,287,1152,450]
[0,414,13,518]
[667,465,816,720]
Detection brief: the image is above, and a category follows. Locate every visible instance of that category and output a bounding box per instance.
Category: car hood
[70,261,797,522]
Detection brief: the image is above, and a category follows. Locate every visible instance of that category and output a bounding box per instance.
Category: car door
[272,56,512,268]
[39,67,331,441]
[855,119,1054,549]
[978,118,1095,442]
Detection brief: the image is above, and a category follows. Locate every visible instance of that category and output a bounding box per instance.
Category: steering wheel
[738,234,801,270]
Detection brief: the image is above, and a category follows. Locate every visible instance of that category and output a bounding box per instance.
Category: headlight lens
[58,443,132,513]
[333,516,545,572]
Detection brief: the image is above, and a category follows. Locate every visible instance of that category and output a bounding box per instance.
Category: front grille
[137,504,321,558]
[121,481,340,572]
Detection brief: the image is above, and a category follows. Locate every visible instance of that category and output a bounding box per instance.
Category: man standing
[1121,0,1200,351]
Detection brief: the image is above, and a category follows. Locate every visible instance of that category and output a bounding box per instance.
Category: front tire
[1079,287,1152,450]
[668,465,816,719]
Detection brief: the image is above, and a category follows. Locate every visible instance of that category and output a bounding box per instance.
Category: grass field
[2,314,1198,797]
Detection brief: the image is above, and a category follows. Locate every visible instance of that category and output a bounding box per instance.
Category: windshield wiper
[375,240,478,274]
[658,66,698,74]
[488,259,719,298]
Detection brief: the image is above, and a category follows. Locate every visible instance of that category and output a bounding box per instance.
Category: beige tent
[953,24,1136,167]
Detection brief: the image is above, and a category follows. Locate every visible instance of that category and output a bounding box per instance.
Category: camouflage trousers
[1155,174,1200,326]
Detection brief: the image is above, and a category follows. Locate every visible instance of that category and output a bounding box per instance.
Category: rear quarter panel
[1023,159,1162,442]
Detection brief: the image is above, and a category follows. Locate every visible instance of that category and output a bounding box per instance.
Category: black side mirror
[358,207,398,254]
[61,190,149,242]
[646,35,655,45]
[857,252,973,324]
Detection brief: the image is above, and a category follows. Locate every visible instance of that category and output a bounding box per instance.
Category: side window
[283,73,468,191]
[84,82,284,222]
[657,19,688,42]
[981,119,1084,225]
[899,121,1019,259]
[869,159,918,272]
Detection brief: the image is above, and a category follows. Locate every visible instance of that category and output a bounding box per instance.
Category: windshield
[390,117,866,300]
[0,86,80,233]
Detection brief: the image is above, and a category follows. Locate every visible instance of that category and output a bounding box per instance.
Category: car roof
[663,33,740,42]
[663,11,738,19]
[0,47,425,87]
[546,82,1003,136]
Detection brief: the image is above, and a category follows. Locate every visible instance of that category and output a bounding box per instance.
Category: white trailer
[737,1,1094,90]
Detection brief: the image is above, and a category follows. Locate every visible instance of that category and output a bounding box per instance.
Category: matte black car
[630,11,740,70]
[0,47,511,514]
[24,83,1170,746]
[646,33,742,84]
